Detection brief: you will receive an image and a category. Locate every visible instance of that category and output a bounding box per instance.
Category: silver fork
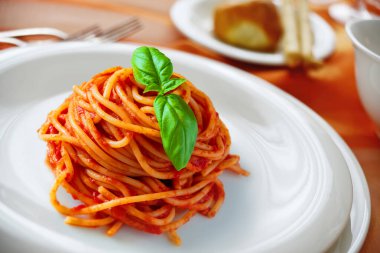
[92,17,141,43]
[0,37,27,47]
[0,18,141,48]
[0,25,101,45]
[64,25,102,41]
[0,27,68,39]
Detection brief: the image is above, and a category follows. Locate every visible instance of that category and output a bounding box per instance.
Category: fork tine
[102,25,141,41]
[99,19,141,42]
[101,23,141,42]
[65,25,102,41]
[100,19,140,37]
[100,18,139,36]
[106,23,141,41]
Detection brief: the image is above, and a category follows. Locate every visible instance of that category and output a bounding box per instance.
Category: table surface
[0,0,379,252]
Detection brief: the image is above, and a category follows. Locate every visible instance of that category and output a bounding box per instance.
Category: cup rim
[346,19,380,63]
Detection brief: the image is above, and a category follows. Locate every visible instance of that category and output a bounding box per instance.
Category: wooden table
[1,0,379,252]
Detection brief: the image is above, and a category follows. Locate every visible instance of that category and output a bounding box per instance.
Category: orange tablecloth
[1,0,379,252]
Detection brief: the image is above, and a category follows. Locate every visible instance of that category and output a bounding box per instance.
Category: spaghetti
[38,66,249,245]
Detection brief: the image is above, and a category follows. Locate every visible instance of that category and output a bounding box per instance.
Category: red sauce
[61,107,68,114]
[110,206,125,218]
[89,177,96,184]
[191,156,209,169]
[92,192,102,203]
[47,141,61,167]
[47,124,58,134]
[203,191,214,203]
[138,223,162,234]
[71,204,86,211]
[76,106,85,115]
[128,189,138,196]
[110,91,118,102]
[128,110,138,121]
[58,114,66,125]
[90,126,104,145]
[71,193,78,200]
[173,171,182,180]
[155,208,170,219]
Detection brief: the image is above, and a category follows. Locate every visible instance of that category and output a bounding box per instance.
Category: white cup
[346,19,380,137]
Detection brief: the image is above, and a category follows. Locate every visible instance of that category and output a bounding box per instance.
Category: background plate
[170,0,336,65]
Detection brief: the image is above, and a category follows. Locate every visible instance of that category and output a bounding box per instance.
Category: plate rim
[0,42,369,253]
[291,96,371,253]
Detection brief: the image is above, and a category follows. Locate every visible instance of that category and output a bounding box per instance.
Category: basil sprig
[131,46,198,171]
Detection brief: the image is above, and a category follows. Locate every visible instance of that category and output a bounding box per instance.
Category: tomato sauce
[47,141,61,167]
[71,204,86,211]
[47,124,58,134]
[189,156,209,172]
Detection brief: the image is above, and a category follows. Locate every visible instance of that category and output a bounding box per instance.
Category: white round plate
[283,87,371,253]
[0,43,357,253]
[170,0,336,65]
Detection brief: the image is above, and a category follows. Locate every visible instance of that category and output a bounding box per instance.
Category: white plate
[170,0,336,65]
[283,88,371,253]
[0,43,357,253]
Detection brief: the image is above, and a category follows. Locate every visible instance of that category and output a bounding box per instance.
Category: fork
[0,25,101,41]
[0,18,141,47]
[0,27,68,40]
[0,25,101,47]
[91,18,141,43]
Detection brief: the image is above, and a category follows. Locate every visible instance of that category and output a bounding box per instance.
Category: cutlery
[0,18,141,48]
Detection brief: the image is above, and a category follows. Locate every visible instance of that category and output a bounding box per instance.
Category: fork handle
[0,28,67,39]
[0,37,27,47]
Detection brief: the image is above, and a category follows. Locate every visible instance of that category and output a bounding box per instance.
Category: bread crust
[214,0,283,52]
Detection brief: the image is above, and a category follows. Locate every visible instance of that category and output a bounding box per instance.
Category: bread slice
[214,0,283,52]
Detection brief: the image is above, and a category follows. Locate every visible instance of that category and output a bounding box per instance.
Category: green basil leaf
[160,78,186,95]
[143,83,161,93]
[154,94,198,171]
[131,46,173,92]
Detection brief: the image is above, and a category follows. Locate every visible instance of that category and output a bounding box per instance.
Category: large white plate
[170,0,336,65]
[0,43,359,253]
[280,84,371,253]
